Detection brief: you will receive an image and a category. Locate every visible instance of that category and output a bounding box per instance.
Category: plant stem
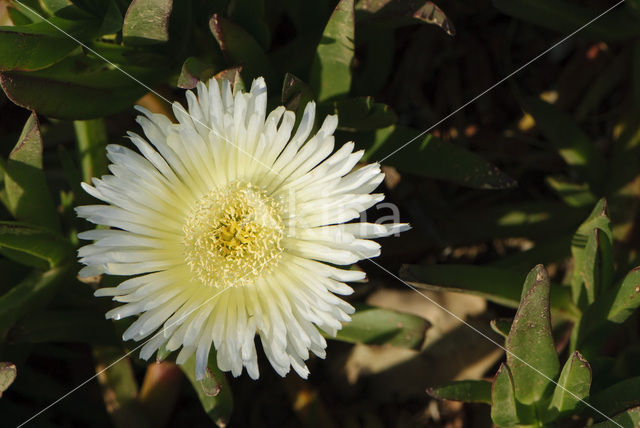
[74,119,108,182]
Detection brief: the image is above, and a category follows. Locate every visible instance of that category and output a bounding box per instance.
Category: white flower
[77,77,409,380]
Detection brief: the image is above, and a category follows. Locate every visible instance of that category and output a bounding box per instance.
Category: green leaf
[122,0,173,45]
[591,406,640,428]
[74,119,109,182]
[209,14,277,87]
[0,55,152,119]
[493,0,640,41]
[4,113,60,232]
[575,53,626,121]
[214,68,244,93]
[310,0,354,101]
[402,264,522,308]
[606,267,640,324]
[0,1,123,71]
[356,0,455,35]
[353,32,394,94]
[95,0,124,36]
[506,265,559,405]
[491,234,573,276]
[7,6,36,26]
[491,364,520,427]
[546,351,591,418]
[8,310,118,345]
[490,318,513,339]
[282,73,314,112]
[0,362,17,398]
[92,346,148,427]
[521,97,605,186]
[181,353,233,428]
[281,73,315,128]
[40,0,74,15]
[400,264,579,319]
[361,125,516,189]
[591,377,640,418]
[176,57,216,89]
[331,303,430,349]
[0,266,68,340]
[571,198,614,307]
[227,0,271,50]
[575,268,640,355]
[439,202,586,245]
[427,380,492,404]
[0,21,79,71]
[0,222,72,268]
[324,97,397,131]
[545,176,597,208]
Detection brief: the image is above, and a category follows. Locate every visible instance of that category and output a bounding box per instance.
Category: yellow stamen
[183,181,284,289]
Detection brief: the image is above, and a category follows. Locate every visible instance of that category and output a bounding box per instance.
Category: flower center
[183,181,284,289]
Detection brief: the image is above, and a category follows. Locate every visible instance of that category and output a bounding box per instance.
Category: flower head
[77,77,409,380]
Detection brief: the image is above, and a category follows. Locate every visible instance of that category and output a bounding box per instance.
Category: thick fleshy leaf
[0,362,17,398]
[545,176,597,208]
[356,0,455,35]
[362,125,516,189]
[0,222,71,268]
[281,73,315,120]
[310,0,354,101]
[570,199,614,307]
[214,68,244,92]
[575,267,640,354]
[0,55,151,119]
[0,266,68,339]
[506,265,559,405]
[181,353,233,428]
[227,0,271,50]
[177,57,215,89]
[546,351,591,418]
[591,406,640,428]
[4,113,59,232]
[353,32,394,94]
[90,0,124,36]
[332,304,430,350]
[0,21,79,71]
[490,318,513,339]
[93,346,148,427]
[122,0,173,45]
[493,0,640,41]
[7,5,36,26]
[605,267,640,324]
[74,119,109,182]
[209,14,277,86]
[8,310,118,345]
[575,53,626,122]
[521,97,605,186]
[400,264,579,319]
[591,377,640,418]
[0,1,122,71]
[326,97,397,131]
[41,0,74,15]
[491,364,519,427]
[427,380,491,404]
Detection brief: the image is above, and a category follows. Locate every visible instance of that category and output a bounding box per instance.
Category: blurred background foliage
[1,0,640,426]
